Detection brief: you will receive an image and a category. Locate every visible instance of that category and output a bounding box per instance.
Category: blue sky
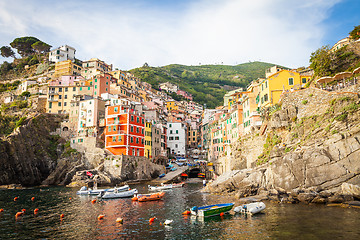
[0,0,359,70]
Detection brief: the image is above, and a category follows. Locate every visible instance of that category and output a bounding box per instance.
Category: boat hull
[234,202,266,215]
[138,192,165,202]
[101,189,138,199]
[191,203,234,218]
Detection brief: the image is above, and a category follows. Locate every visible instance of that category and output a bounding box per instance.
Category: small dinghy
[101,188,138,199]
[133,192,165,202]
[148,183,173,191]
[234,202,266,215]
[172,182,185,188]
[77,186,90,195]
[88,185,130,195]
[190,203,234,218]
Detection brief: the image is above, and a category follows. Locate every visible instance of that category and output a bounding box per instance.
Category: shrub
[302,100,308,105]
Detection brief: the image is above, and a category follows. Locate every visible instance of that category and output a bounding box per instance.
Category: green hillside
[130,61,282,108]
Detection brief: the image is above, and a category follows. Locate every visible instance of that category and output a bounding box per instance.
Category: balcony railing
[48,91,59,95]
[48,98,58,102]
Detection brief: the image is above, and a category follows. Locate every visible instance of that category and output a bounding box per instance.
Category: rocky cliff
[205,86,360,203]
[0,114,63,186]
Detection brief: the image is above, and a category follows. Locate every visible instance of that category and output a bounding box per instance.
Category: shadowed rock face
[0,114,62,186]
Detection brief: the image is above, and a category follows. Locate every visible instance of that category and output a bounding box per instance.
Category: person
[203,179,206,187]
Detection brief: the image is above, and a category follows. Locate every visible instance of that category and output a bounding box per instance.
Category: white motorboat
[234,202,266,215]
[148,184,173,191]
[101,188,138,199]
[76,186,90,195]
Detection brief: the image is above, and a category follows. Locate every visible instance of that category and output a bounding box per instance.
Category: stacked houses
[41,44,315,167]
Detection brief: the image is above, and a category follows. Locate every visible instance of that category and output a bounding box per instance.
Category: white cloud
[0,0,342,69]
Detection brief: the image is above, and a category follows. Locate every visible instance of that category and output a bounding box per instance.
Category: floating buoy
[91,199,96,204]
[149,217,156,223]
[69,197,72,200]
[34,208,39,214]
[220,212,224,217]
[0,209,4,212]
[15,212,23,218]
[182,210,191,215]
[14,197,18,201]
[31,197,35,201]
[98,215,105,220]
[131,196,138,201]
[60,214,65,219]
[116,217,123,223]
[22,209,26,213]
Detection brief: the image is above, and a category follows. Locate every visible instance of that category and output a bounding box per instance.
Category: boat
[148,183,173,191]
[159,173,165,178]
[101,188,138,199]
[198,173,205,178]
[88,185,130,195]
[172,182,185,188]
[76,186,90,195]
[190,203,234,218]
[234,202,266,215]
[133,192,165,202]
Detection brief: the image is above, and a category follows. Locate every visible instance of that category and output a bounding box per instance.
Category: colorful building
[54,60,82,77]
[49,45,76,63]
[145,121,152,158]
[105,105,145,156]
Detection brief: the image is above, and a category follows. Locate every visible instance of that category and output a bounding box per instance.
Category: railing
[48,91,59,95]
[47,98,58,102]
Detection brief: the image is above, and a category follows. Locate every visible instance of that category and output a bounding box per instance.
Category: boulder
[341,183,360,198]
[311,196,327,204]
[297,192,316,203]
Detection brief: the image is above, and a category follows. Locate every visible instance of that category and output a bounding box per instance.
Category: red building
[105,105,145,156]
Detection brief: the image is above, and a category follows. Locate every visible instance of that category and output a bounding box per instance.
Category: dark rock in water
[290,188,304,197]
[297,192,316,203]
[268,194,280,201]
[311,196,327,204]
[348,201,360,206]
[328,194,345,203]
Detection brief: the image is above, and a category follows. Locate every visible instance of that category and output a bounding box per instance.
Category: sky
[0,0,359,70]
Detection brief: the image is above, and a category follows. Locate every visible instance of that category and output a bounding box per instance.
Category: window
[64,102,67,106]
[58,102,61,106]
[108,126,111,132]
[113,136,116,142]
[64,95,67,99]
[142,119,144,124]
[95,85,97,89]
[288,78,294,85]
[131,137,133,143]
[265,81,268,88]
[175,144,178,148]
[136,127,139,133]
[94,91,97,95]
[169,136,174,140]
[169,124,172,127]
[193,132,195,136]
[137,117,139,123]
[65,87,68,92]
[59,95,62,99]
[264,94,268,102]
[176,130,178,134]
[136,138,139,144]
[80,87,82,91]
[95,78,97,82]
[170,130,173,134]
[88,87,90,90]
[49,102,52,108]
[73,87,76,91]
[131,126,134,132]
[141,139,144,144]
[175,136,179,140]
[114,107,118,112]
[131,116,134,121]
[113,126,116,131]
[302,78,307,84]
[59,88,62,92]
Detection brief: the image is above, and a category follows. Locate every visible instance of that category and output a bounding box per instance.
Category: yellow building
[166,100,178,111]
[109,70,132,89]
[145,121,152,158]
[54,60,82,78]
[259,70,311,109]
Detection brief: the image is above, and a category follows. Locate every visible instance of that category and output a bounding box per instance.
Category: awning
[317,76,334,84]
[333,72,352,81]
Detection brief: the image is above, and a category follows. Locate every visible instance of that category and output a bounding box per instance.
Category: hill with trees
[130,61,283,108]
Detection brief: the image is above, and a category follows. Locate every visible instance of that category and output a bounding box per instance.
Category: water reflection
[1,184,360,239]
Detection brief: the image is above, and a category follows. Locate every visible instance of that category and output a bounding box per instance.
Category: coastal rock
[341,183,360,199]
[311,196,327,204]
[297,192,316,203]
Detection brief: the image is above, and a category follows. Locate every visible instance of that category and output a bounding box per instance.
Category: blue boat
[159,173,165,178]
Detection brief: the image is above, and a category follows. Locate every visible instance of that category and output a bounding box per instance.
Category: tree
[0,46,16,59]
[349,25,360,40]
[31,41,51,58]
[309,45,332,77]
[10,36,40,57]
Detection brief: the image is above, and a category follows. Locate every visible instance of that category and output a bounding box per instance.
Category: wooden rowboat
[190,203,234,218]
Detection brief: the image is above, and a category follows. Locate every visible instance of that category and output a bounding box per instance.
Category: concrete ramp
[151,165,188,184]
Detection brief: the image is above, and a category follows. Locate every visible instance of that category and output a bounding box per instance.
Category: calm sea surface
[0,180,360,239]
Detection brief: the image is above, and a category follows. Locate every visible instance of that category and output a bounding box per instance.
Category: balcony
[48,98,58,102]
[48,91,59,95]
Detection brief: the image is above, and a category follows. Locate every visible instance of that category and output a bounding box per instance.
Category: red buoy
[149,217,156,223]
[98,215,105,220]
[15,212,23,218]
[14,197,18,201]
[60,214,65,219]
[91,199,96,204]
[31,197,35,201]
[220,212,224,217]
[0,209,4,212]
[182,210,191,215]
[34,208,39,214]
[22,209,26,213]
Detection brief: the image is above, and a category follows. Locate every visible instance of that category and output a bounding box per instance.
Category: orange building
[105,105,145,156]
